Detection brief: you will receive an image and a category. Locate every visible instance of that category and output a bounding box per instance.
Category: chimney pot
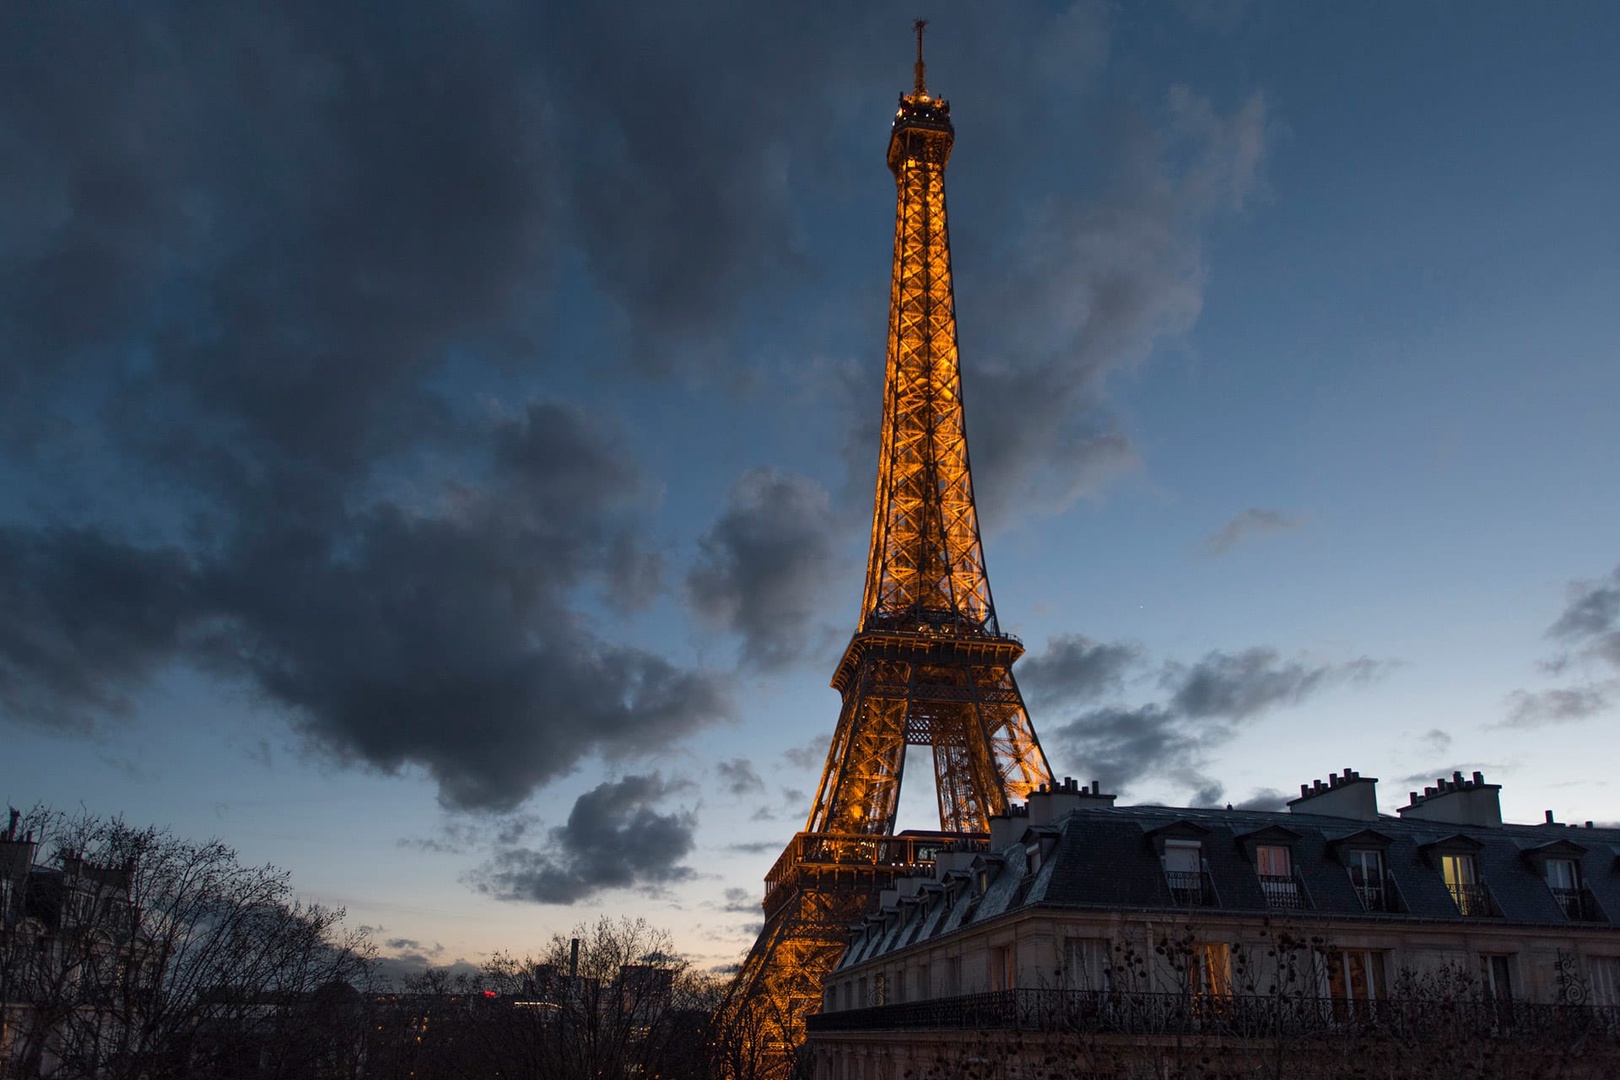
[1545,810,1555,824]
[1472,771,1484,785]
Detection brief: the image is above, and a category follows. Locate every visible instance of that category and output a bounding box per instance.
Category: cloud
[1203,507,1299,556]
[686,469,843,670]
[782,735,831,772]
[1501,566,1620,729]
[1233,788,1289,812]
[960,87,1269,523]
[1048,647,1385,799]
[720,886,759,914]
[1547,565,1620,668]
[1501,682,1619,729]
[1164,649,1381,720]
[715,758,765,798]
[468,775,697,905]
[1018,634,1144,709]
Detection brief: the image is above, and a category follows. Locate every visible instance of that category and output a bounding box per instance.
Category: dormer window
[1545,858,1589,920]
[1347,850,1389,912]
[1441,853,1488,917]
[1255,845,1302,910]
[1162,840,1207,906]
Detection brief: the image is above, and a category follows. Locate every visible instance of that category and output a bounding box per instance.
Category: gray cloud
[961,87,1269,523]
[1164,649,1381,720]
[1502,566,1620,729]
[720,886,759,915]
[1502,682,1619,729]
[686,469,843,670]
[1203,507,1300,556]
[469,775,697,905]
[1233,788,1289,812]
[1548,566,1620,668]
[782,735,831,772]
[1049,646,1384,799]
[1018,634,1145,709]
[716,758,766,798]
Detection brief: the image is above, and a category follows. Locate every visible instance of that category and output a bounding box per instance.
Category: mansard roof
[835,803,1620,971]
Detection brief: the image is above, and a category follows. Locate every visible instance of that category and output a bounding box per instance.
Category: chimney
[988,803,1029,851]
[1027,777,1116,825]
[569,937,580,979]
[1396,771,1502,828]
[1287,768,1379,821]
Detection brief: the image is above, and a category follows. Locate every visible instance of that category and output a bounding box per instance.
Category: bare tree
[0,806,372,1080]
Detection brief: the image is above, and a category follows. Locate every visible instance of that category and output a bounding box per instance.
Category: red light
[482,990,497,998]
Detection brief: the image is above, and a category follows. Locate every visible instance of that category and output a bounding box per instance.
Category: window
[1479,955,1513,1000]
[856,977,867,1006]
[1347,849,1388,911]
[915,963,929,1001]
[1545,858,1588,919]
[943,956,960,996]
[1441,853,1488,916]
[1063,937,1113,994]
[1162,840,1206,905]
[1188,943,1231,1001]
[871,973,886,1006]
[1589,956,1620,1008]
[989,945,1015,991]
[1326,949,1387,1020]
[1255,845,1302,909]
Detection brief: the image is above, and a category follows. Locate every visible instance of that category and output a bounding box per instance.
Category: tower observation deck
[720,25,1054,1073]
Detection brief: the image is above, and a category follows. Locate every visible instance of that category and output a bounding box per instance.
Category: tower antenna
[913,18,928,96]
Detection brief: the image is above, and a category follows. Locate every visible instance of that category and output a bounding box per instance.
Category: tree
[0,806,373,1080]
[371,916,722,1080]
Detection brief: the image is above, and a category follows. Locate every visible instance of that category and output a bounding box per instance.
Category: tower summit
[721,31,1055,1069]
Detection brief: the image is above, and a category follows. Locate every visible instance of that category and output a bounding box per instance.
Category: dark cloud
[1018,634,1144,709]
[715,758,765,798]
[468,775,697,905]
[723,840,781,856]
[1049,647,1385,799]
[1233,788,1289,812]
[1164,649,1380,720]
[0,404,730,813]
[686,469,843,670]
[1203,507,1299,556]
[960,87,1269,522]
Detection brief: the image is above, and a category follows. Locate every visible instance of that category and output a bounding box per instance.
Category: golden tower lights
[723,24,1055,1069]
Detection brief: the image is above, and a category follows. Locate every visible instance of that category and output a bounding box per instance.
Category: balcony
[1550,886,1604,922]
[1447,881,1493,918]
[806,988,1620,1042]
[1258,874,1308,912]
[1164,870,1210,907]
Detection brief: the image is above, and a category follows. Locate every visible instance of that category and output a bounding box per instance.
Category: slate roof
[837,804,1620,970]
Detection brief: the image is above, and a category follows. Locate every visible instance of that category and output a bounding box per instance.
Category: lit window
[1188,943,1231,1001]
[1588,956,1620,1008]
[1256,845,1302,909]
[1440,853,1488,916]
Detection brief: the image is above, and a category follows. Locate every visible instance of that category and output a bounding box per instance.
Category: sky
[3,1,1619,978]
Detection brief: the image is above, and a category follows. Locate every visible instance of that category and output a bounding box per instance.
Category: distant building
[1,812,148,1079]
[808,771,1620,1078]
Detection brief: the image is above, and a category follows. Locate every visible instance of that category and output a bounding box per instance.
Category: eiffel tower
[721,24,1054,1071]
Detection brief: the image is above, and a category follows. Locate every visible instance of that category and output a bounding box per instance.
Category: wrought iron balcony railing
[1164,870,1209,907]
[806,988,1620,1043]
[1258,873,1307,911]
[1447,881,1493,917]
[1550,886,1604,922]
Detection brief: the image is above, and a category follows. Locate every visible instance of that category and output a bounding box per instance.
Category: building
[808,770,1620,1078]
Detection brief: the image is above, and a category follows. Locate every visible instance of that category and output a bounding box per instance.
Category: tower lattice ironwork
[721,25,1055,1071]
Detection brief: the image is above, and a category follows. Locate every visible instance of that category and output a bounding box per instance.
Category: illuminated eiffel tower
[722,24,1054,1070]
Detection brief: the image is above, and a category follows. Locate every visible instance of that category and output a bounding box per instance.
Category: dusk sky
[3,2,1619,977]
